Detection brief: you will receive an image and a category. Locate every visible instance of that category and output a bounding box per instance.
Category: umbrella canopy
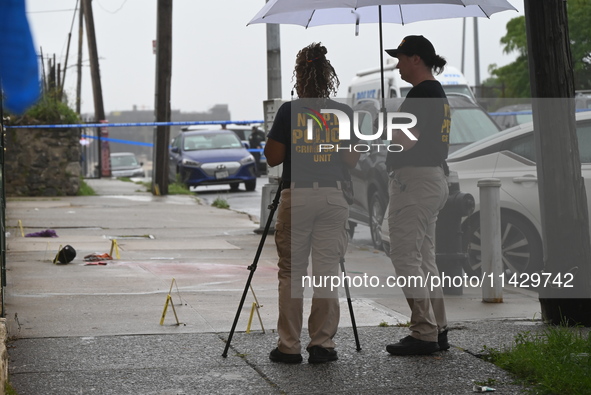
[248,0,517,27]
[248,0,517,106]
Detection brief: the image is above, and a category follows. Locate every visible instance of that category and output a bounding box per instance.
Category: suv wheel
[245,179,256,191]
[369,190,386,250]
[462,211,543,277]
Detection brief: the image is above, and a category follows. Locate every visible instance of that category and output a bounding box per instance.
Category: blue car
[169,129,257,191]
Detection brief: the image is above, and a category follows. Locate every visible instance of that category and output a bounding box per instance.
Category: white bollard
[255,179,280,234]
[478,178,503,303]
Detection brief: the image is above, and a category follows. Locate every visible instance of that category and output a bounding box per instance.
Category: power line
[95,0,129,14]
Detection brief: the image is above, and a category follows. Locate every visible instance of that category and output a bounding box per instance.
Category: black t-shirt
[386,80,451,169]
[267,98,355,183]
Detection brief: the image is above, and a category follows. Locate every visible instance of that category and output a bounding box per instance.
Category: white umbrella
[248,0,517,104]
[249,0,517,26]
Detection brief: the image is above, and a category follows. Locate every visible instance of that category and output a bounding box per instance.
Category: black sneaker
[438,329,450,351]
[307,346,338,364]
[269,348,303,364]
[386,335,440,356]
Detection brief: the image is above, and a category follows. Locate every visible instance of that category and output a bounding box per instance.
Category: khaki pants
[274,186,349,354]
[387,166,449,342]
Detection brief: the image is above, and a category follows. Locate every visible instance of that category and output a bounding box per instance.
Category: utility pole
[82,0,109,177]
[473,18,480,97]
[152,0,173,195]
[524,0,591,325]
[76,0,84,115]
[81,0,105,122]
[266,0,281,100]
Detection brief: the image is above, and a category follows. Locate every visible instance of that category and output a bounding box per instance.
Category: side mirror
[170,147,179,153]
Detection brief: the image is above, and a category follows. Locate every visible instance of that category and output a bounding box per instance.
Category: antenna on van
[353,11,360,36]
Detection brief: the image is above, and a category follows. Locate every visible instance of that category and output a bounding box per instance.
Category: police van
[348,60,476,105]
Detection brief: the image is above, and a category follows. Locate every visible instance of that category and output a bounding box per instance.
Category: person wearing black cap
[264,43,359,364]
[383,35,451,356]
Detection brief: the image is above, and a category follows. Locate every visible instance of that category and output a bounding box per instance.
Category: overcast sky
[25,0,523,121]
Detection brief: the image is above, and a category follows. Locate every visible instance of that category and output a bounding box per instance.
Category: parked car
[181,124,267,174]
[443,110,591,277]
[491,97,591,130]
[348,96,501,249]
[110,152,145,178]
[490,104,533,130]
[169,129,257,191]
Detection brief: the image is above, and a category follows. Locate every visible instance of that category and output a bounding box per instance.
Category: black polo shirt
[386,80,451,170]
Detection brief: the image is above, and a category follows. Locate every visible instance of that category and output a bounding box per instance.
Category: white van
[348,60,476,105]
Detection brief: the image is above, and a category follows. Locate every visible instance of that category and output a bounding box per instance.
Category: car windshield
[515,113,533,125]
[183,133,243,150]
[111,155,138,167]
[450,108,500,145]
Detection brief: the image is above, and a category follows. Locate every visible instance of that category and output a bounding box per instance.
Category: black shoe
[386,335,440,356]
[438,329,450,351]
[307,346,338,364]
[269,348,303,364]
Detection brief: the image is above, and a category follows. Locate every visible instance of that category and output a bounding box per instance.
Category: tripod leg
[222,183,283,358]
[340,257,362,351]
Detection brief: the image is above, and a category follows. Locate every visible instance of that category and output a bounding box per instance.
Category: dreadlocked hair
[293,43,340,98]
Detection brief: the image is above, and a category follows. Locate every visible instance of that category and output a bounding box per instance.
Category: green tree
[569,0,591,89]
[489,0,591,97]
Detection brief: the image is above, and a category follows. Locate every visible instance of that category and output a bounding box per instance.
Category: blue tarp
[0,0,41,114]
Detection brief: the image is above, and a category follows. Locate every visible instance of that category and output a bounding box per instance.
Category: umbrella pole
[378,5,386,113]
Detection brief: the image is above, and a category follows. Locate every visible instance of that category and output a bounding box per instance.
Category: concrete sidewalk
[4,178,542,394]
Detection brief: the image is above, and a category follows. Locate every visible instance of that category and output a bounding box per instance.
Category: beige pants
[274,186,349,354]
[387,166,449,342]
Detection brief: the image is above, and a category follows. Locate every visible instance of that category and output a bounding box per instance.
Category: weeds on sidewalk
[136,180,192,195]
[5,380,18,394]
[168,182,192,195]
[77,180,95,196]
[212,197,230,209]
[482,324,591,394]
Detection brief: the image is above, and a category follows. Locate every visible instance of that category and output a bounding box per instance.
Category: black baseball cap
[385,35,436,62]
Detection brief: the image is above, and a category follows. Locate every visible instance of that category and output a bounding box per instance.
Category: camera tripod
[222,183,361,358]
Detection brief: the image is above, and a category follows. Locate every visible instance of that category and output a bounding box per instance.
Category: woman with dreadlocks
[264,43,359,364]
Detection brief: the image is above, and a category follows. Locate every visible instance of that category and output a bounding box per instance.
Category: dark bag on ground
[56,245,76,264]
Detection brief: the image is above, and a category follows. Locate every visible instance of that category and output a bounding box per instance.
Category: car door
[491,132,542,225]
[574,121,591,227]
[492,119,591,234]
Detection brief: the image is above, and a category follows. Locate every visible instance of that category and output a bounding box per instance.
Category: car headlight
[182,158,201,167]
[239,154,255,165]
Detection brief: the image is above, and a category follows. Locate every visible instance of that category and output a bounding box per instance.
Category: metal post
[256,99,284,234]
[473,17,481,97]
[266,22,282,100]
[478,178,503,303]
